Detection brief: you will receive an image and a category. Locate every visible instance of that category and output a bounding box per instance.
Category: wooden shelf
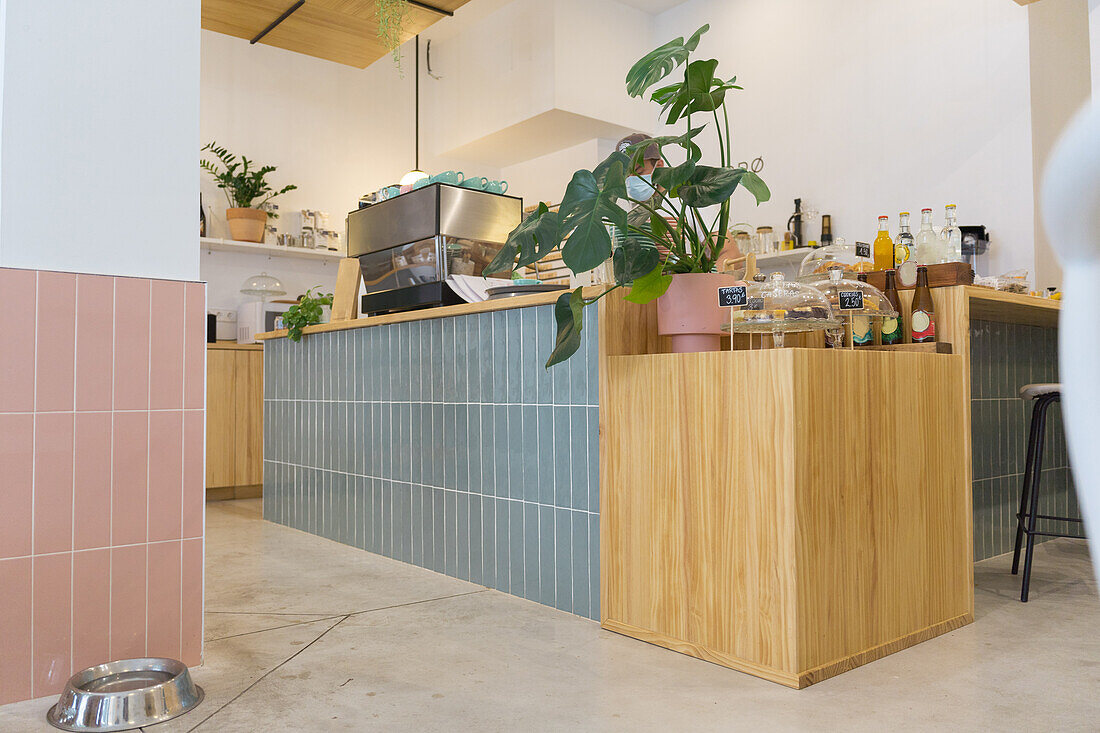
[201,0,473,69]
[201,237,344,261]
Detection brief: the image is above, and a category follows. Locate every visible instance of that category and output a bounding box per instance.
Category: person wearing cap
[616,133,665,203]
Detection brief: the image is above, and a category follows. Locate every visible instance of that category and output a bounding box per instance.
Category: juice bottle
[873,215,893,271]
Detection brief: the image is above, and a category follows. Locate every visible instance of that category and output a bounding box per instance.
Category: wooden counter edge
[965,286,1060,328]
[208,341,263,351]
[255,285,608,341]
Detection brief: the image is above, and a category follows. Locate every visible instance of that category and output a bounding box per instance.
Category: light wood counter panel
[207,347,264,497]
[601,349,972,688]
[256,286,605,341]
[208,341,263,351]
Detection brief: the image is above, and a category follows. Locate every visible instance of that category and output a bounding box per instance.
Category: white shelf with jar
[200,237,345,261]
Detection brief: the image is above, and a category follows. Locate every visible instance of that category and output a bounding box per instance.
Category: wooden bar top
[256,286,603,341]
[965,285,1060,328]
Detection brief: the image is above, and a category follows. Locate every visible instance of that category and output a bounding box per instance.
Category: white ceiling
[614,0,691,13]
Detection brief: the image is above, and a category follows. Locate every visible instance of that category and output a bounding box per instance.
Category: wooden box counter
[600,348,972,688]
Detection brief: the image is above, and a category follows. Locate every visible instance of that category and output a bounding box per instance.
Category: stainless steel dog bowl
[46,658,204,732]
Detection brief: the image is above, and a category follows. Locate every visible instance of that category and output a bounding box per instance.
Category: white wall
[200,249,339,314]
[1090,0,1100,95]
[0,0,199,280]
[653,0,1036,279]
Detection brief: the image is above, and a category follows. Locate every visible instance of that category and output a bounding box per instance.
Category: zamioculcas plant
[485,24,769,366]
[200,142,297,214]
[282,287,333,343]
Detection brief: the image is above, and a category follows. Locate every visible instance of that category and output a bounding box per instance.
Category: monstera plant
[486,24,769,366]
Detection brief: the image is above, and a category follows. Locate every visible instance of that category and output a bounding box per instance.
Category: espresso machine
[346,183,522,314]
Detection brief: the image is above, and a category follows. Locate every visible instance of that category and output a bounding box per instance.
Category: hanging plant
[377,0,408,71]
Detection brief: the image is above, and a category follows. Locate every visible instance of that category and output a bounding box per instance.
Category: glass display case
[726,272,840,339]
[797,237,874,280]
[807,269,899,348]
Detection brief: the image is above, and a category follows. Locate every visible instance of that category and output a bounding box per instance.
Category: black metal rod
[408,0,453,16]
[414,34,420,170]
[251,0,305,44]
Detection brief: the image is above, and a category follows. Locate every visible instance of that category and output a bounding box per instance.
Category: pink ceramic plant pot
[656,272,744,353]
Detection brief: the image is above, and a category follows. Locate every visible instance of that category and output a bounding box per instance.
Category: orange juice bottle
[873,215,893,271]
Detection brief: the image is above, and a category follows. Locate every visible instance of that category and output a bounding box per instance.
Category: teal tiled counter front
[262,303,601,620]
[969,318,1079,561]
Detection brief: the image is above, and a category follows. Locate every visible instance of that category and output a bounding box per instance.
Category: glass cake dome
[240,272,287,300]
[798,237,874,281]
[807,268,899,318]
[725,272,840,334]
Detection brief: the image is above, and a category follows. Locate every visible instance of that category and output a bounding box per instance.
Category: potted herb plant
[486,24,769,365]
[201,142,298,243]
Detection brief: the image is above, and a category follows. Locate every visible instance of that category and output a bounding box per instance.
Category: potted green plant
[282,287,333,342]
[486,24,769,365]
[201,142,298,243]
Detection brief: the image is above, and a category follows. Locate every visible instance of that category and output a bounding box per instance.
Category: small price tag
[717,285,748,307]
[838,290,864,311]
[855,241,871,259]
[746,297,765,311]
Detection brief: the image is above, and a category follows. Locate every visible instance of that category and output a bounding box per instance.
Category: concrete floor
[3,499,1099,732]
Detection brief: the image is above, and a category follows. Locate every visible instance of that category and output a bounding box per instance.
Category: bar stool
[1011,383,1084,602]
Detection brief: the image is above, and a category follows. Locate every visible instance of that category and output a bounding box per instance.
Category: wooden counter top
[256,286,603,341]
[208,341,263,351]
[965,285,1060,328]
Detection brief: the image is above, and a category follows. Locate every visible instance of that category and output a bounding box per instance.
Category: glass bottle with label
[873,215,893,271]
[880,269,903,345]
[852,273,874,347]
[911,266,936,343]
[820,214,833,246]
[913,208,942,265]
[894,212,916,282]
[940,204,962,262]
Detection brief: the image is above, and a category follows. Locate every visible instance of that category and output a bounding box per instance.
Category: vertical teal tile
[454,317,469,403]
[539,505,556,608]
[431,488,446,574]
[456,404,469,492]
[569,406,588,511]
[520,307,538,402]
[410,403,422,484]
[490,313,507,403]
[523,503,541,602]
[537,406,555,505]
[480,406,494,497]
[505,308,522,400]
[518,406,536,501]
[589,513,600,620]
[443,404,457,489]
[357,475,370,551]
[468,406,483,494]
[456,492,471,581]
[445,491,458,576]
[571,512,590,619]
[509,501,525,597]
[554,508,572,613]
[469,495,483,585]
[588,407,599,512]
[431,404,444,487]
[495,405,511,498]
[481,498,496,589]
[443,318,456,398]
[535,306,555,405]
[495,498,510,593]
[382,480,394,558]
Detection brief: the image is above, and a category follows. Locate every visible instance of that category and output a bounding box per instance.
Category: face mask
[626,173,655,202]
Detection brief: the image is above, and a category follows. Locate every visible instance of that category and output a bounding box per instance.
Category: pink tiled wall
[0,267,206,705]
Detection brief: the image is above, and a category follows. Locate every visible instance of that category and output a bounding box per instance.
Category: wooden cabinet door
[233,350,264,486]
[205,350,237,488]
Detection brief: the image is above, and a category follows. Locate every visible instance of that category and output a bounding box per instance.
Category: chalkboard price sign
[717,285,748,307]
[746,297,765,311]
[838,290,865,310]
[855,241,871,259]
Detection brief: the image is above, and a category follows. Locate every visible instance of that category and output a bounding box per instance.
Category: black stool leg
[1020,395,1053,602]
[1012,400,1043,575]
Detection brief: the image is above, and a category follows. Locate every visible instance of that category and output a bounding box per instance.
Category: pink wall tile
[35,271,77,412]
[110,545,147,661]
[113,278,151,411]
[182,410,204,540]
[150,281,185,410]
[32,552,72,697]
[72,549,111,673]
[74,412,112,551]
[34,412,75,555]
[0,268,37,413]
[111,412,148,546]
[183,283,206,410]
[147,542,182,661]
[148,411,183,542]
[0,414,34,559]
[0,558,33,705]
[181,538,203,667]
[75,274,115,411]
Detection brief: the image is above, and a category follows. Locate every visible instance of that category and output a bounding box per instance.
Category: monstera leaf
[486,202,563,274]
[624,126,705,163]
[678,166,772,208]
[558,166,627,273]
[625,24,709,98]
[547,288,586,368]
[656,59,743,124]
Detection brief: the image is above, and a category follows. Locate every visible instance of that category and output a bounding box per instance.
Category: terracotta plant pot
[226,208,268,243]
[656,272,743,353]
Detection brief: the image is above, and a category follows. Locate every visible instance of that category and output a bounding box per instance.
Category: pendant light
[399,34,429,187]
